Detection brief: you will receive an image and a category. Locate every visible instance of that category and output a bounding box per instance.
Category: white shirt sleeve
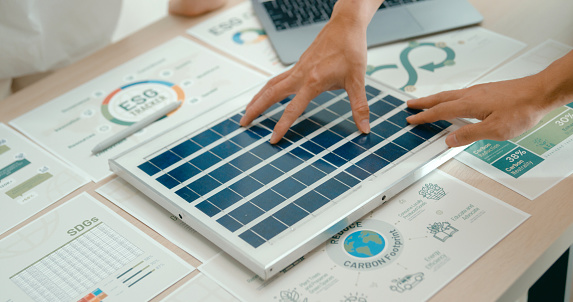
[0,0,121,79]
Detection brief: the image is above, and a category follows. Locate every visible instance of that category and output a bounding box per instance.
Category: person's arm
[406,50,573,147]
[169,0,227,16]
[240,0,384,144]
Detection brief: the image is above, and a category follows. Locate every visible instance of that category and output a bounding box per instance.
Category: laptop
[110,77,466,280]
[252,0,483,64]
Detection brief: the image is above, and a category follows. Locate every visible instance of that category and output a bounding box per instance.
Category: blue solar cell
[250,190,286,211]
[433,120,452,129]
[210,141,242,159]
[230,202,264,225]
[327,101,351,116]
[365,85,381,96]
[314,178,351,200]
[351,133,384,149]
[356,154,390,174]
[271,153,304,172]
[189,151,220,171]
[284,130,304,142]
[322,152,348,167]
[209,188,243,210]
[229,114,243,124]
[251,217,287,240]
[274,137,292,149]
[330,119,357,137]
[259,118,277,130]
[230,152,261,171]
[301,140,326,155]
[263,103,282,115]
[229,176,263,197]
[273,203,309,226]
[270,111,283,122]
[192,129,222,147]
[311,130,344,149]
[250,142,282,160]
[292,166,326,186]
[411,124,443,140]
[169,163,201,182]
[157,174,179,189]
[211,119,239,136]
[249,125,272,137]
[371,120,402,138]
[290,147,313,161]
[333,141,366,160]
[305,101,319,112]
[176,186,200,203]
[217,215,242,232]
[383,94,404,106]
[374,142,408,162]
[330,89,346,96]
[291,119,320,136]
[309,110,338,126]
[346,165,371,180]
[387,110,412,128]
[312,92,335,105]
[239,230,266,248]
[149,151,181,170]
[138,162,160,176]
[334,171,360,187]
[404,107,423,115]
[230,131,261,148]
[394,132,426,150]
[188,175,221,195]
[312,158,336,174]
[279,96,292,105]
[171,140,201,158]
[250,165,283,184]
[294,190,330,213]
[370,101,396,117]
[196,201,220,217]
[272,177,306,199]
[209,163,242,183]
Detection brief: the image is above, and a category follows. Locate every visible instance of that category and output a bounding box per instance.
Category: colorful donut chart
[232,28,267,45]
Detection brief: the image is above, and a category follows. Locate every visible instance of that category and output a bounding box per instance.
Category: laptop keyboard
[263,0,428,31]
[137,85,450,248]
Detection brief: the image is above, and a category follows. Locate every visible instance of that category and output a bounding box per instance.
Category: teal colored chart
[366,41,456,92]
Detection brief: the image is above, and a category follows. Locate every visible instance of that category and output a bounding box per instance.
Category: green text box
[0,145,9,156]
[518,110,573,155]
[510,106,567,143]
[492,147,544,178]
[465,140,517,164]
[0,159,31,181]
[6,173,53,199]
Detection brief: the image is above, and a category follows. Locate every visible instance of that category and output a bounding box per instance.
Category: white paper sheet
[96,178,221,262]
[0,192,193,302]
[456,40,573,200]
[366,27,525,97]
[10,36,265,182]
[199,170,528,301]
[0,123,88,235]
[161,274,239,302]
[187,2,289,75]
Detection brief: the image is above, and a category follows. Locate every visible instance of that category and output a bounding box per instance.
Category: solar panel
[110,77,462,279]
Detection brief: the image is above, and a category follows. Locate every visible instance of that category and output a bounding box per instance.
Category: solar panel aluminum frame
[110,76,467,280]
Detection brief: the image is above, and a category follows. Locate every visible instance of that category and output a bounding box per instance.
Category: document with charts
[457,40,573,199]
[11,36,265,182]
[366,26,525,97]
[0,193,193,302]
[0,123,87,235]
[199,170,528,302]
[97,177,221,262]
[187,2,289,74]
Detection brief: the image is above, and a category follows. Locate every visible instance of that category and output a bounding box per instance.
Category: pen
[91,101,181,154]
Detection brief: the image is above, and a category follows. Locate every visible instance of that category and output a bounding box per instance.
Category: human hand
[169,0,227,17]
[406,75,552,147]
[240,0,383,144]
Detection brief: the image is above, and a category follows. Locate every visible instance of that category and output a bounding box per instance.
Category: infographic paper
[366,27,525,97]
[161,274,239,302]
[96,177,221,262]
[0,123,87,235]
[0,193,193,302]
[457,40,573,199]
[187,2,289,74]
[200,170,528,302]
[11,37,265,182]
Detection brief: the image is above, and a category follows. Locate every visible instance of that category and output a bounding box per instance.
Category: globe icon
[343,230,385,258]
